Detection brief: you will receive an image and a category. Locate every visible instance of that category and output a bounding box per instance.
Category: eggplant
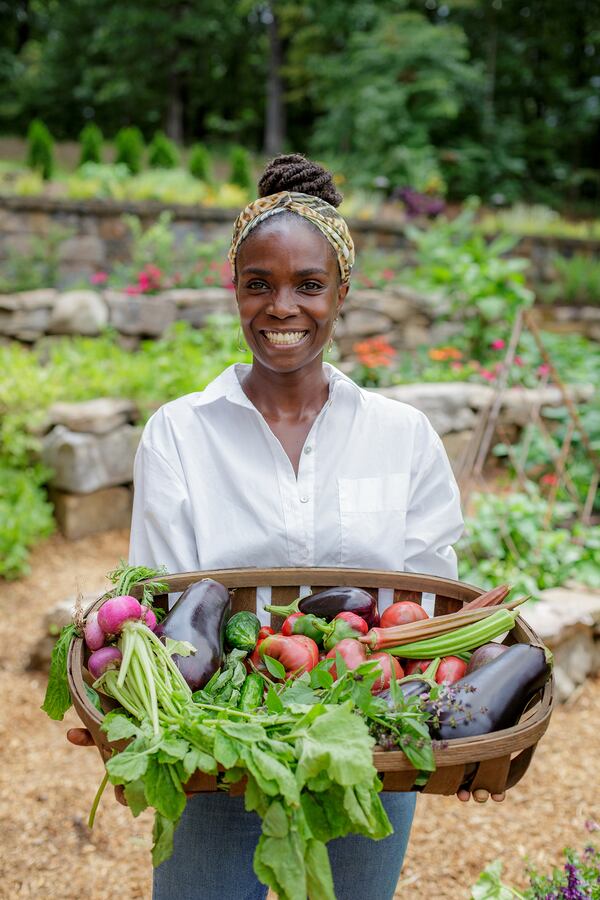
[264,586,380,628]
[429,643,552,740]
[155,578,231,691]
[378,678,431,709]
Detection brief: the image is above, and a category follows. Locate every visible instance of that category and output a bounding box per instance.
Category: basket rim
[67,566,554,767]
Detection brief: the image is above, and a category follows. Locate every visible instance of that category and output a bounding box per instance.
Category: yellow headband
[228,191,355,284]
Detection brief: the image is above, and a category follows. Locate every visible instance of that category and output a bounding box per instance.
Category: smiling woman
[73,154,468,900]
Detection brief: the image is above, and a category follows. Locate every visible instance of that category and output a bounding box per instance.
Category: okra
[386,609,518,659]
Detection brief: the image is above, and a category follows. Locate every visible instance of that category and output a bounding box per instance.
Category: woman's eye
[246,280,268,290]
[301,281,323,291]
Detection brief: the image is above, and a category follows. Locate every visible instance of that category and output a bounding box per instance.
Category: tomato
[380,601,429,629]
[259,633,319,677]
[369,652,404,693]
[325,638,367,678]
[404,658,433,676]
[257,626,275,641]
[436,656,467,685]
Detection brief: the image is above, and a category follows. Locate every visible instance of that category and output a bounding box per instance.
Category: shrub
[114,126,145,174]
[188,143,212,182]
[26,119,54,180]
[229,145,252,191]
[147,131,180,169]
[78,123,103,166]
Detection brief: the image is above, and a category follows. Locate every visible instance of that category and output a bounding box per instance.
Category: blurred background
[1,3,599,898]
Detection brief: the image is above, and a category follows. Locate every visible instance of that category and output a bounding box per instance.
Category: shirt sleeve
[128,439,200,575]
[403,417,464,580]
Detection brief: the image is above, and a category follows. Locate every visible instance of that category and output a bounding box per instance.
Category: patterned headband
[228,191,355,284]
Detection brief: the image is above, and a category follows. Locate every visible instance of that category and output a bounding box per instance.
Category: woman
[69,154,502,899]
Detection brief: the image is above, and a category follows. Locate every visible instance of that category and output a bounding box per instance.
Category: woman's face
[235,215,349,374]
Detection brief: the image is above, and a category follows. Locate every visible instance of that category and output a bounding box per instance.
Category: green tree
[26,118,54,179]
[148,131,180,168]
[115,126,145,174]
[78,122,103,166]
[188,143,213,182]
[229,144,253,190]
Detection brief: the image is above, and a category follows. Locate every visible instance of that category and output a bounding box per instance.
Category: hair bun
[258,154,343,207]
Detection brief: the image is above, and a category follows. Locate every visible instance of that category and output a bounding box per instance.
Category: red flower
[490,339,505,350]
[354,336,396,368]
[90,271,108,285]
[541,473,559,486]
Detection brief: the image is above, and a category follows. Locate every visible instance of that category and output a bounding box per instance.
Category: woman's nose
[267,288,300,317]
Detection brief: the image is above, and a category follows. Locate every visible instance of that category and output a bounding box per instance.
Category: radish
[88,646,122,679]
[84,611,105,651]
[141,607,157,632]
[97,595,142,635]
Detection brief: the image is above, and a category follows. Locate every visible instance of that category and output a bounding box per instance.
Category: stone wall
[2,194,600,289]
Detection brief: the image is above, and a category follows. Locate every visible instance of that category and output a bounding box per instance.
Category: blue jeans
[153,791,416,900]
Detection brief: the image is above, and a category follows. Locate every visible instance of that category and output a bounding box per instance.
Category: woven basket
[67,567,554,797]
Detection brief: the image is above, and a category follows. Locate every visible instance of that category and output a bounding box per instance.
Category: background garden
[1,2,599,898]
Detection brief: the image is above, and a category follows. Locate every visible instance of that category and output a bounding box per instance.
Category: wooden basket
[67,567,554,797]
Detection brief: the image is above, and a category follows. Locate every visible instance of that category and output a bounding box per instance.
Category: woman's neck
[241,356,330,421]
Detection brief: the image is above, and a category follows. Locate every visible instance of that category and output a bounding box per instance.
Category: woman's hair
[258,154,343,208]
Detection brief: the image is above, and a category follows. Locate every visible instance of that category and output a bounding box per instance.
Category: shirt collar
[191,363,363,410]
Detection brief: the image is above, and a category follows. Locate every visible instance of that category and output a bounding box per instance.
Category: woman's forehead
[236,214,337,269]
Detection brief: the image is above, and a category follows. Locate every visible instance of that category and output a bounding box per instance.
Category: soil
[1,531,598,900]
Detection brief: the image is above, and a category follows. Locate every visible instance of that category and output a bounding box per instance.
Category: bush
[78,123,103,166]
[147,131,180,169]
[229,145,252,191]
[26,119,54,180]
[0,464,55,580]
[114,126,145,174]
[188,143,212,182]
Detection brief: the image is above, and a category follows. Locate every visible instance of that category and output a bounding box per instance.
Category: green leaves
[295,703,377,788]
[102,711,140,742]
[144,758,186,821]
[40,623,77,721]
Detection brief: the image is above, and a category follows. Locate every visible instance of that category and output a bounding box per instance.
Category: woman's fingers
[457,788,470,802]
[491,792,506,802]
[66,727,94,747]
[114,785,127,806]
[457,788,506,803]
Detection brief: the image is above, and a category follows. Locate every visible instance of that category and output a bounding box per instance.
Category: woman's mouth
[261,330,310,347]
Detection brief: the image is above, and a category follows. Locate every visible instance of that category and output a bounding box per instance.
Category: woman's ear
[336,281,350,317]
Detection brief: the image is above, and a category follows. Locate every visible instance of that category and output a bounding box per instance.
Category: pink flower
[90,271,108,285]
[541,473,558,486]
[490,339,505,350]
[514,355,523,366]
[480,369,495,381]
[126,284,141,295]
[382,268,395,281]
[450,362,463,371]
[537,363,551,377]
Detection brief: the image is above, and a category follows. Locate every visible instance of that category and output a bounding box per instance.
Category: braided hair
[258,154,343,207]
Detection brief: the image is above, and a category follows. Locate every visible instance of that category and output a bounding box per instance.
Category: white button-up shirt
[129,363,463,612]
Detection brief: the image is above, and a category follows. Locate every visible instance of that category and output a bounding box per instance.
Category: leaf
[152,813,176,868]
[280,680,318,708]
[213,731,240,768]
[262,800,289,838]
[165,637,196,658]
[295,703,377,789]
[343,783,393,840]
[84,684,103,714]
[40,623,77,721]
[305,838,336,900]
[218,720,267,743]
[157,737,189,763]
[266,684,285,714]
[242,746,300,805]
[123,779,148,817]
[183,747,217,777]
[106,747,150,784]
[102,712,140,742]
[310,667,333,690]
[470,860,517,900]
[263,654,286,680]
[144,757,186,821]
[254,832,307,900]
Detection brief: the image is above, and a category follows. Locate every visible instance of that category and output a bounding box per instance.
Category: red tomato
[259,633,318,677]
[369,652,404,693]
[436,656,467,685]
[325,638,367,679]
[404,659,433,676]
[380,601,429,629]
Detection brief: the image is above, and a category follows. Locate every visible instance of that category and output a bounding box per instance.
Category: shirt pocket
[338,474,409,569]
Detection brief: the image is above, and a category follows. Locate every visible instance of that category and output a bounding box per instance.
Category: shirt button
[304,446,312,454]
[300,496,310,503]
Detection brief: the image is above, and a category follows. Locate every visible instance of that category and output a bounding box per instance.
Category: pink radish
[88,646,122,679]
[97,595,142,635]
[84,611,105,651]
[141,607,157,631]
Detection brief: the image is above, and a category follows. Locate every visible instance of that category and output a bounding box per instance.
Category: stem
[87,769,109,829]
[263,598,301,618]
[142,625,192,697]
[129,649,156,725]
[96,671,144,720]
[135,634,161,736]
[117,626,135,689]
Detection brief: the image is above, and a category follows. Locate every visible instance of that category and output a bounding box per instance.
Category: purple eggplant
[429,643,552,740]
[264,586,380,628]
[378,678,431,708]
[155,578,231,691]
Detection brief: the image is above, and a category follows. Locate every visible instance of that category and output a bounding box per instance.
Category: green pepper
[225,611,261,651]
[281,612,325,645]
[238,673,264,711]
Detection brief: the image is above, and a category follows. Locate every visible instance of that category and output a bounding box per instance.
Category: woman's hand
[456,788,506,803]
[66,728,128,806]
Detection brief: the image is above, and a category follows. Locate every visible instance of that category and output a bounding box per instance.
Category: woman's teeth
[264,331,308,345]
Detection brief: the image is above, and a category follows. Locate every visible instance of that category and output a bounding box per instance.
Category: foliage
[78,123,103,166]
[471,845,600,899]
[540,254,600,306]
[229,144,253,192]
[479,206,600,241]
[405,204,534,359]
[0,224,73,292]
[147,131,180,169]
[458,489,600,600]
[0,464,55,580]
[115,126,145,175]
[26,119,54,180]
[188,142,212,182]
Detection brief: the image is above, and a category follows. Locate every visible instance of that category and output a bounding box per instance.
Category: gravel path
[1,532,597,900]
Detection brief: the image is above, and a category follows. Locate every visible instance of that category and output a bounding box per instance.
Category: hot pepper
[319,611,368,652]
[281,612,325,645]
[259,633,319,678]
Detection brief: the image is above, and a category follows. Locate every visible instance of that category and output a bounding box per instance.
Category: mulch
[0,531,597,900]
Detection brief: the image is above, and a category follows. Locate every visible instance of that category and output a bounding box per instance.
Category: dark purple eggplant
[264,586,380,628]
[155,579,231,691]
[378,678,431,709]
[429,643,552,740]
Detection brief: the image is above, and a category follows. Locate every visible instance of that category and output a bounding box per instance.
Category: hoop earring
[237,326,247,352]
[327,318,338,354]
